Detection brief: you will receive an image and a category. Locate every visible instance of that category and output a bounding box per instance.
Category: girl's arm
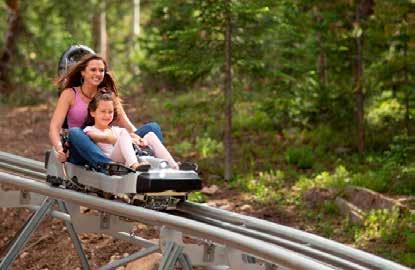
[85,128,117,145]
[49,89,74,162]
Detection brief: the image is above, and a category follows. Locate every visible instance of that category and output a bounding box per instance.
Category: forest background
[0,0,414,267]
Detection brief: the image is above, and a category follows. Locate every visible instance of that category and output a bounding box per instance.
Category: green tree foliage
[0,0,136,102]
[138,0,226,89]
[1,0,414,155]
[139,0,290,91]
[1,1,414,265]
[365,0,415,138]
[0,1,97,102]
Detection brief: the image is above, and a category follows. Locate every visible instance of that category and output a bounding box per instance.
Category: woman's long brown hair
[55,54,119,97]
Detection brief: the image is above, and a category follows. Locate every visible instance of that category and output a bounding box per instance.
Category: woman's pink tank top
[67,88,88,128]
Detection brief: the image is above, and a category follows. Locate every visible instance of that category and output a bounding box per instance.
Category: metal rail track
[0,171,333,270]
[175,203,410,270]
[0,151,411,270]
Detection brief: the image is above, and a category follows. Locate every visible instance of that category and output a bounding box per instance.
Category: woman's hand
[131,133,148,147]
[54,145,68,163]
[138,137,148,147]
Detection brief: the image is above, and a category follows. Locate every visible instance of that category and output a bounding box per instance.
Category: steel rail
[26,205,71,221]
[173,210,369,270]
[0,161,46,180]
[0,151,45,173]
[0,163,368,270]
[0,171,336,270]
[0,157,350,268]
[0,151,411,270]
[178,201,411,270]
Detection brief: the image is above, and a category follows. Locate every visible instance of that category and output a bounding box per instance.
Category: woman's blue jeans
[68,122,163,168]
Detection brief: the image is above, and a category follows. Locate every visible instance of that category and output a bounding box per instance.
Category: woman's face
[81,59,105,87]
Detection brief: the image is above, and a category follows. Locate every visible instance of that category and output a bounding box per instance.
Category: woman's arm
[114,100,148,146]
[115,101,137,134]
[49,89,74,162]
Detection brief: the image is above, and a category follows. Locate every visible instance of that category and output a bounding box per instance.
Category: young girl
[83,92,179,171]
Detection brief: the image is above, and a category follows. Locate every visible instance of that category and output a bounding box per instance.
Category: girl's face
[81,59,105,87]
[91,100,114,128]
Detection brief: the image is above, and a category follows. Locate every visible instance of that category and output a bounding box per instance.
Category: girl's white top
[83,125,125,157]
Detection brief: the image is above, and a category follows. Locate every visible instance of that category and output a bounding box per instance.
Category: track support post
[0,197,55,269]
[158,241,192,270]
[0,197,90,270]
[57,200,90,270]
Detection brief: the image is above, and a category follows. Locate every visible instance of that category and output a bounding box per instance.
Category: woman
[49,54,163,169]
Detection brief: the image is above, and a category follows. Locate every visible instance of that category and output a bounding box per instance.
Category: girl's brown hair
[55,54,119,97]
[82,92,118,128]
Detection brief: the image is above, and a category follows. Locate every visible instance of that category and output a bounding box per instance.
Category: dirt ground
[0,103,296,270]
[0,103,144,269]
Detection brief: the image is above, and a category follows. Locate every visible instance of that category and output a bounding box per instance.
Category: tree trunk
[0,0,21,94]
[354,0,374,153]
[354,6,365,154]
[92,1,108,62]
[316,31,327,86]
[352,0,373,154]
[315,13,327,87]
[224,0,232,181]
[404,39,410,136]
[133,0,140,37]
[392,83,397,98]
[403,14,410,136]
